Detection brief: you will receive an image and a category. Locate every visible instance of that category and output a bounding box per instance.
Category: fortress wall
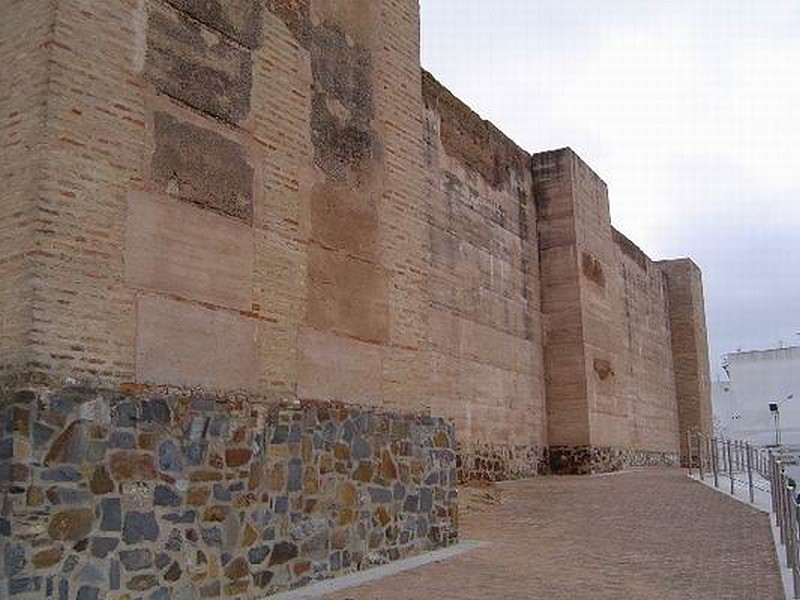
[533,150,681,473]
[531,150,590,449]
[422,73,547,480]
[659,258,714,456]
[0,0,53,386]
[0,0,716,595]
[0,1,709,472]
[613,231,680,454]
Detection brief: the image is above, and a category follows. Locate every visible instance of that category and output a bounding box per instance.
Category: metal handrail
[687,431,800,599]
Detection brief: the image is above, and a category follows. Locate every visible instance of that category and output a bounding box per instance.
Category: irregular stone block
[248,545,270,566]
[90,537,119,559]
[76,585,99,600]
[154,484,182,507]
[368,487,392,504]
[122,512,159,544]
[268,542,298,567]
[3,543,26,577]
[109,451,157,481]
[150,112,254,224]
[44,421,90,466]
[146,3,253,123]
[158,440,182,472]
[100,498,122,531]
[41,466,81,482]
[48,509,93,541]
[119,549,152,572]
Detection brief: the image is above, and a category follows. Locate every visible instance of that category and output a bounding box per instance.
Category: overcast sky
[420,0,800,377]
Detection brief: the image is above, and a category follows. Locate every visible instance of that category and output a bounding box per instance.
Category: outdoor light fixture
[769,394,795,447]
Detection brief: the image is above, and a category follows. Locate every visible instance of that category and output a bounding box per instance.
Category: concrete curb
[261,540,489,599]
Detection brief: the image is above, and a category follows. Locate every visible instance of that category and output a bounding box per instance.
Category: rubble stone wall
[0,387,457,598]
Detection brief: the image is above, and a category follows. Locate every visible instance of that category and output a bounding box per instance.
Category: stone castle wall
[0,0,711,474]
[0,386,457,598]
[1,0,714,596]
[422,73,547,479]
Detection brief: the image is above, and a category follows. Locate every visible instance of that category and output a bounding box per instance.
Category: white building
[713,345,800,448]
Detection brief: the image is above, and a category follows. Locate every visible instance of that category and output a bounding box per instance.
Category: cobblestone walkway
[323,469,783,600]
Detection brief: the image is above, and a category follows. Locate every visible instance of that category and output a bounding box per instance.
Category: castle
[0,1,712,597]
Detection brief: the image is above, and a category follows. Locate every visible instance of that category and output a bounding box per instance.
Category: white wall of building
[713,346,800,447]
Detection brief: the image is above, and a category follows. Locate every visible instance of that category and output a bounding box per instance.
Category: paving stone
[323,471,785,600]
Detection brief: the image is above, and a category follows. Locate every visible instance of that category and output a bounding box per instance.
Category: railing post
[777,458,786,544]
[783,482,794,571]
[708,437,713,477]
[740,441,745,472]
[698,433,705,481]
[727,439,735,495]
[793,501,800,599]
[712,438,719,488]
[738,441,743,472]
[746,442,754,504]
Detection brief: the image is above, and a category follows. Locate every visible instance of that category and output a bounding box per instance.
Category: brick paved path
[324,469,783,600]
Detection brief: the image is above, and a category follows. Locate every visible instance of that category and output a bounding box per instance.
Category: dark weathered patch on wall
[310,23,377,182]
[265,0,311,48]
[443,172,507,230]
[422,70,530,192]
[151,112,254,224]
[612,228,649,272]
[146,2,253,124]
[166,0,264,48]
[581,251,606,288]
[593,358,615,381]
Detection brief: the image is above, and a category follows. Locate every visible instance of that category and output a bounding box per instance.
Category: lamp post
[769,394,794,449]
[769,402,781,447]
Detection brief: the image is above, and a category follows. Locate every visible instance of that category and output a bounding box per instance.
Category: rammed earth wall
[0,387,457,598]
[1,0,715,595]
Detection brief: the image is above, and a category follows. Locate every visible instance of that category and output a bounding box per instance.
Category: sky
[420,0,800,377]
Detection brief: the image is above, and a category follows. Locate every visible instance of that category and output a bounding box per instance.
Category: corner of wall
[659,258,713,449]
